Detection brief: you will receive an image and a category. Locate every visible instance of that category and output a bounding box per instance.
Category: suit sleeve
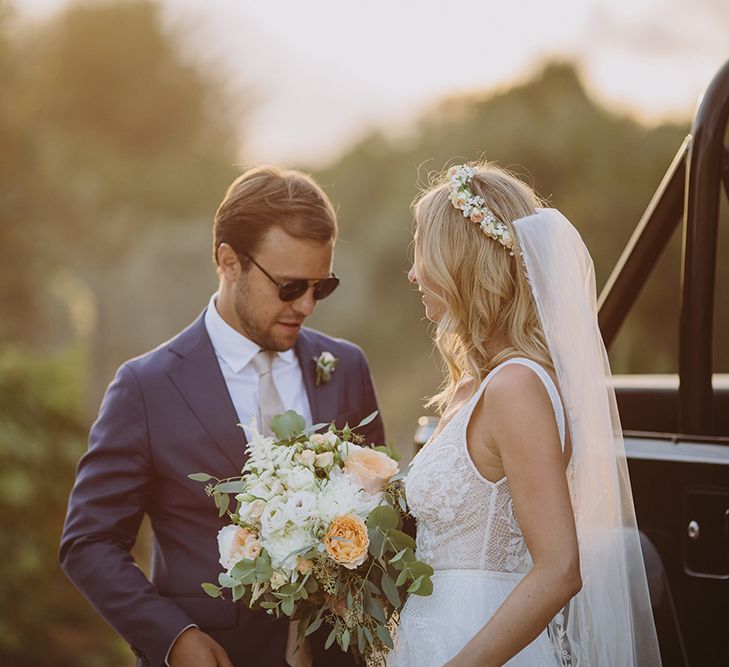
[356,350,386,446]
[59,363,194,667]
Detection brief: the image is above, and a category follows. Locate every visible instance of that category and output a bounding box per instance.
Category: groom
[60,166,385,667]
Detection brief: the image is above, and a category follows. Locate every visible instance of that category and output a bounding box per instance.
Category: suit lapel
[295,329,339,425]
[167,315,247,473]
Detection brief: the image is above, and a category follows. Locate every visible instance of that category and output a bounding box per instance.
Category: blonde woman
[387,163,661,666]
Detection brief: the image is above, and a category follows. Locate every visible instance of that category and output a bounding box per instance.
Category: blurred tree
[0,1,244,664]
[0,1,49,341]
[308,62,702,449]
[15,0,239,399]
[0,344,130,666]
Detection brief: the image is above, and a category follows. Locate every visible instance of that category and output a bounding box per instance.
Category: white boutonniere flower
[313,351,338,386]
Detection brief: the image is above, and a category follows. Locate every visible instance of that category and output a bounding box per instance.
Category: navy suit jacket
[60,313,385,667]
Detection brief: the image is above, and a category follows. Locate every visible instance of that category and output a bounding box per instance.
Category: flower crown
[447,165,515,254]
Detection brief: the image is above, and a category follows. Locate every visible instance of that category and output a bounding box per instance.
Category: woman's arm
[447,365,581,667]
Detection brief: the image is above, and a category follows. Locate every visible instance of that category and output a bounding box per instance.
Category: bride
[387,163,662,666]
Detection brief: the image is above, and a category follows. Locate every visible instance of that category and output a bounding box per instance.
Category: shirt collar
[204,293,296,373]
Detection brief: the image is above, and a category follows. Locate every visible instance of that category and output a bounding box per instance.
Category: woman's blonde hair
[413,161,552,412]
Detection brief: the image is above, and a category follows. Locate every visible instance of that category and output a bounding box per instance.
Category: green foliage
[308,61,712,450]
[0,345,128,666]
[270,410,308,441]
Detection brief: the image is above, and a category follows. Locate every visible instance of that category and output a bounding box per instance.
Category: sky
[15,0,729,167]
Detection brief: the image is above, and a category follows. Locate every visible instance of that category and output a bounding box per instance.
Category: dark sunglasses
[241,253,340,302]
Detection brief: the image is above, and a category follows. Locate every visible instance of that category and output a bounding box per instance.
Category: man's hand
[169,627,234,667]
[286,621,313,667]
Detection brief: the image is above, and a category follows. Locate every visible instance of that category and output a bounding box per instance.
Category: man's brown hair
[213,165,337,266]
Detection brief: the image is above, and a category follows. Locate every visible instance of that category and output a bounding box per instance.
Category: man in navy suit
[60,166,385,667]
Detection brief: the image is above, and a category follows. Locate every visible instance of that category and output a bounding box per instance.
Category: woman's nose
[407,265,418,284]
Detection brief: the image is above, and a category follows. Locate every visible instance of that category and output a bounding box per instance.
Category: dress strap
[467,357,566,451]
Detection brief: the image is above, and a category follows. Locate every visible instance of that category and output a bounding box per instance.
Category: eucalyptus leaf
[364,579,380,595]
[368,528,385,558]
[395,569,408,587]
[231,558,256,578]
[216,493,230,517]
[366,505,400,531]
[364,590,386,623]
[357,625,365,650]
[386,529,416,552]
[255,556,273,583]
[407,560,434,578]
[232,584,245,602]
[239,569,257,585]
[413,576,433,596]
[201,582,222,598]
[303,422,330,435]
[380,572,400,608]
[354,411,378,429]
[304,615,324,636]
[376,624,394,649]
[407,574,425,593]
[324,628,337,650]
[281,596,294,617]
[216,480,245,494]
[188,472,213,482]
[364,626,374,644]
[341,628,350,652]
[218,572,237,588]
[270,410,307,440]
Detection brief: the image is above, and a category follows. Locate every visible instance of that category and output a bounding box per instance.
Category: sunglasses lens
[279,280,308,302]
[313,277,339,300]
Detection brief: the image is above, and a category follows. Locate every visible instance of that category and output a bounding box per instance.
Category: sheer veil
[513,209,662,666]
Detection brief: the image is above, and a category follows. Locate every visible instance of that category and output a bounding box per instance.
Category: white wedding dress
[387,357,564,667]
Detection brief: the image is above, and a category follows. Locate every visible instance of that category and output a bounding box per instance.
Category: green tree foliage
[308,62,720,448]
[0,1,241,663]
[0,345,129,665]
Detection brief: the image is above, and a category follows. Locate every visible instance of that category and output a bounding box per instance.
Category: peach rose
[470,209,485,224]
[323,514,369,569]
[344,444,399,494]
[217,525,261,570]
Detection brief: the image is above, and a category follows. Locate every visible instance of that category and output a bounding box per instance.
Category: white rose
[270,569,288,590]
[285,490,317,526]
[294,450,316,467]
[308,434,326,448]
[265,527,316,570]
[322,432,339,449]
[314,451,334,468]
[239,498,266,523]
[285,465,317,491]
[260,498,288,536]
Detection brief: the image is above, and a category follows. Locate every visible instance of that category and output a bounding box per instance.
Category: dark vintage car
[415,59,729,666]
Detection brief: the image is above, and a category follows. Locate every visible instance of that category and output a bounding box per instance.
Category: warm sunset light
[17,0,728,164]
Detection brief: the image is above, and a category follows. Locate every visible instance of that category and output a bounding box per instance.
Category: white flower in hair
[447,164,515,254]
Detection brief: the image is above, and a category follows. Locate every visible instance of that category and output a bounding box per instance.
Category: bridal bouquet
[189,411,433,666]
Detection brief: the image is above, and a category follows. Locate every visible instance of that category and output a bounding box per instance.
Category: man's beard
[233,277,295,352]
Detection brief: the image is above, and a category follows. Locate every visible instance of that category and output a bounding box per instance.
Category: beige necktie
[251,350,285,437]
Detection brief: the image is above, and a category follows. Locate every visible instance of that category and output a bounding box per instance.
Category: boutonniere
[313,351,338,386]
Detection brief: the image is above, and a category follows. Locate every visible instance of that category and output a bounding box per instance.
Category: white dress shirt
[166,295,313,664]
[203,293,313,429]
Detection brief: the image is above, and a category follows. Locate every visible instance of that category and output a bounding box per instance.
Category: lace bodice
[405,358,565,573]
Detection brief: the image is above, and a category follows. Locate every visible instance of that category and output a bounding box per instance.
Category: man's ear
[217,243,241,282]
